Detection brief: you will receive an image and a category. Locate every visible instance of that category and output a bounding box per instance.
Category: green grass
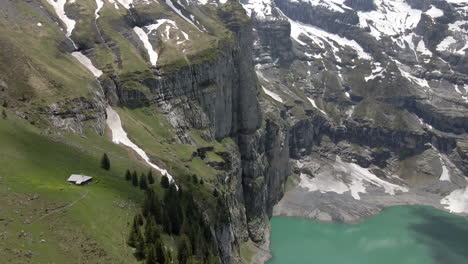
[0,112,148,263]
[116,107,230,183]
[240,240,257,264]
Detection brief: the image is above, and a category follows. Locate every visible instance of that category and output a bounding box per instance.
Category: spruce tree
[100,153,110,170]
[1,109,6,120]
[147,170,155,184]
[155,238,166,264]
[133,234,146,260]
[125,170,132,181]
[146,244,157,264]
[178,235,192,264]
[132,171,139,187]
[127,218,140,248]
[144,217,159,244]
[200,179,204,185]
[162,210,172,234]
[140,173,148,190]
[212,188,219,197]
[160,174,170,188]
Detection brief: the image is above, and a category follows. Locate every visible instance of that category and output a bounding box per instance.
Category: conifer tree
[178,235,192,264]
[125,170,132,181]
[147,170,155,184]
[160,174,170,188]
[134,235,146,260]
[162,210,172,234]
[144,217,159,244]
[100,153,110,170]
[1,109,6,120]
[127,218,140,248]
[155,238,166,264]
[146,244,157,264]
[200,179,204,185]
[192,174,198,184]
[135,214,144,226]
[140,173,148,190]
[212,188,219,197]
[132,171,139,187]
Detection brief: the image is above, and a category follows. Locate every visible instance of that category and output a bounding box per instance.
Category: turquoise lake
[268,206,468,264]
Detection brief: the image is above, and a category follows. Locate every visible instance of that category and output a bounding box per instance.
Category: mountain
[0,0,466,263]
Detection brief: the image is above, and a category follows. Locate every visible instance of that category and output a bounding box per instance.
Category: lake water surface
[268,206,468,264]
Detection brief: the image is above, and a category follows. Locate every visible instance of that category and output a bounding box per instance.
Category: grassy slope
[117,106,229,184]
[0,1,95,106]
[0,111,149,264]
[0,1,241,262]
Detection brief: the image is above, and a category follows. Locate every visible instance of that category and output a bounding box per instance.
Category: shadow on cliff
[409,208,468,264]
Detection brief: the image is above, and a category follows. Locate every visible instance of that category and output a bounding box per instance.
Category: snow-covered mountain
[240,0,468,222]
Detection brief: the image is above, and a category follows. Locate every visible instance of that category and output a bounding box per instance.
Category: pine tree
[147,170,155,184]
[144,217,159,244]
[199,179,204,185]
[212,188,219,197]
[100,153,110,170]
[132,171,139,187]
[178,235,192,264]
[146,244,157,264]
[1,109,6,120]
[140,173,148,190]
[134,214,144,226]
[134,234,146,260]
[125,170,132,181]
[160,174,170,188]
[162,210,172,234]
[155,238,166,264]
[128,217,141,248]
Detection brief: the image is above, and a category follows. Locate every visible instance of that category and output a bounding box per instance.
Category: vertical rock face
[253,17,294,65]
[99,2,291,261]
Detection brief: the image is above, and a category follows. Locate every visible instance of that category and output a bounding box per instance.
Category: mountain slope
[0,0,467,263]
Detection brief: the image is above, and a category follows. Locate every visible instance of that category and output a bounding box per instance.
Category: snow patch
[134,19,188,65]
[441,186,468,214]
[365,64,384,82]
[288,19,371,60]
[71,52,103,77]
[416,39,432,56]
[358,0,422,40]
[437,36,457,51]
[307,97,327,116]
[95,0,104,19]
[165,0,200,30]
[45,0,76,38]
[241,0,273,18]
[417,117,433,130]
[439,156,451,182]
[396,61,429,88]
[115,0,134,9]
[106,106,176,185]
[37,22,43,27]
[425,5,444,18]
[300,157,408,200]
[133,26,159,66]
[262,86,284,103]
[290,0,349,13]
